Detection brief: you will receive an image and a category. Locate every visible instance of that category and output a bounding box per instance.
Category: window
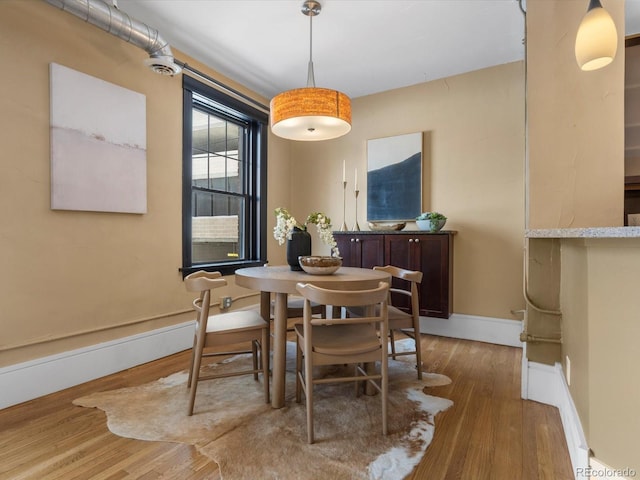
[182,76,268,276]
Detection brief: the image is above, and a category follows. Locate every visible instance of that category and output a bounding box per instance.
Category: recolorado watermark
[576,466,637,478]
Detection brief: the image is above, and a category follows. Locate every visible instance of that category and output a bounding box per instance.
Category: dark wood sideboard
[333,231,455,318]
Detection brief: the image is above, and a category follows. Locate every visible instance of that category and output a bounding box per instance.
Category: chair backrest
[184,271,227,329]
[373,265,422,315]
[295,281,389,326]
[184,270,225,294]
[296,282,388,308]
[296,282,390,365]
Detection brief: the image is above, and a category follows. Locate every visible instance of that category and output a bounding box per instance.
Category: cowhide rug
[73,340,453,479]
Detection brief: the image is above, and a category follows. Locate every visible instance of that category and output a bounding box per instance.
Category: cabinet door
[334,234,353,266]
[384,235,420,313]
[416,234,451,318]
[384,234,452,318]
[384,235,419,271]
[333,233,384,268]
[358,235,385,269]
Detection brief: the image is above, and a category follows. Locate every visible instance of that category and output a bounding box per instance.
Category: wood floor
[0,335,574,480]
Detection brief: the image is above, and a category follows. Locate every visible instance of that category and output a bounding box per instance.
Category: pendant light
[270,0,352,141]
[575,0,618,71]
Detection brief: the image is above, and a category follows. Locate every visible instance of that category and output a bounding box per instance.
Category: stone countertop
[333,230,457,235]
[526,227,640,238]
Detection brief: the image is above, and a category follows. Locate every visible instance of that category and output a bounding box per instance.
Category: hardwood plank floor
[0,335,573,480]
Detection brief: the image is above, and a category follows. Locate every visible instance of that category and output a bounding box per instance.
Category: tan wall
[289,62,526,319]
[559,239,590,437]
[525,0,624,363]
[560,238,640,473]
[1,2,524,368]
[527,0,624,228]
[526,0,636,471]
[0,1,284,366]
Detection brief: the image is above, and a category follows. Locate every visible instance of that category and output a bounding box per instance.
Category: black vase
[287,227,312,271]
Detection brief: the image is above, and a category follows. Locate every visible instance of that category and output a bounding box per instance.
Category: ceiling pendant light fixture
[270,0,351,141]
[575,0,618,71]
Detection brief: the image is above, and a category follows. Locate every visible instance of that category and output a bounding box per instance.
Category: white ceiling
[117,0,640,101]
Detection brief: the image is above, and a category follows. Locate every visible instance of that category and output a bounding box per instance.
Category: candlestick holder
[340,181,348,231]
[352,189,361,231]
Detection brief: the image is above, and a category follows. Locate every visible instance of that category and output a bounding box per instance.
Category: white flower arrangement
[273,207,340,257]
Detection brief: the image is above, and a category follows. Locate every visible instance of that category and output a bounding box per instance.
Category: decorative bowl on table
[298,256,342,275]
[367,221,406,231]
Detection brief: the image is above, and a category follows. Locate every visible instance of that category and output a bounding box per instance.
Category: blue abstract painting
[367,133,422,221]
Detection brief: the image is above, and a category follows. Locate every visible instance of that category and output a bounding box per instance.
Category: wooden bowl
[298,256,342,275]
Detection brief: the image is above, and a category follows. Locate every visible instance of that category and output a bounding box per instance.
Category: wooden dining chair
[294,281,389,444]
[346,265,424,379]
[373,265,424,379]
[184,271,270,416]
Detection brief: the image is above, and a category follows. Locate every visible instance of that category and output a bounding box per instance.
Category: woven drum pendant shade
[270,87,351,141]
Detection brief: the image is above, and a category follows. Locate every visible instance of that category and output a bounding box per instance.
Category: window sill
[180,260,266,278]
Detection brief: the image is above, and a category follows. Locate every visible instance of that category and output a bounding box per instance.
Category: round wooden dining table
[235,265,390,408]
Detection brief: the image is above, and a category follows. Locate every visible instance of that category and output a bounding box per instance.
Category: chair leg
[187,346,204,416]
[187,335,197,388]
[381,357,388,436]
[305,354,314,444]
[389,329,397,359]
[261,328,270,404]
[414,334,423,380]
[295,337,303,403]
[252,340,259,381]
[410,318,423,380]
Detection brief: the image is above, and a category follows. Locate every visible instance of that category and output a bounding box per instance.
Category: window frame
[181,75,268,277]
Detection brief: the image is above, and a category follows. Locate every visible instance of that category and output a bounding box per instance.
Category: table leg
[272,292,288,408]
[259,291,271,323]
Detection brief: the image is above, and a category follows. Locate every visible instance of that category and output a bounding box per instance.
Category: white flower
[273,207,340,257]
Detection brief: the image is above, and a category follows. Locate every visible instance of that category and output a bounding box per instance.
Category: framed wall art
[366,132,422,222]
[50,63,147,214]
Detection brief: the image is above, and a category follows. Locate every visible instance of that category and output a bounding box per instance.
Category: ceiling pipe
[44,0,182,75]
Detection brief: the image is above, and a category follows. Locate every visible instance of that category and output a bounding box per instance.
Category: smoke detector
[144,57,182,76]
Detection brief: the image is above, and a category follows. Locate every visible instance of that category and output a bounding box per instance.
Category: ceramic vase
[287,227,311,271]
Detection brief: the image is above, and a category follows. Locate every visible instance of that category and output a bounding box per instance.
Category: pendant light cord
[307,13,316,87]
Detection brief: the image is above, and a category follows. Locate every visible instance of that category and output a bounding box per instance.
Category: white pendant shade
[575,1,617,71]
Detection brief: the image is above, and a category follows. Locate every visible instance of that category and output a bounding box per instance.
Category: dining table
[235,265,391,408]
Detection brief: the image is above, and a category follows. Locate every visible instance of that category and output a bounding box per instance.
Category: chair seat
[282,296,320,310]
[271,296,324,316]
[348,304,410,321]
[388,306,413,330]
[295,323,380,355]
[204,310,268,334]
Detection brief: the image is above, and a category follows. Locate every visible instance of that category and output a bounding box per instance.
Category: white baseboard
[584,458,638,480]
[0,321,194,410]
[419,313,523,348]
[0,312,520,410]
[522,359,589,479]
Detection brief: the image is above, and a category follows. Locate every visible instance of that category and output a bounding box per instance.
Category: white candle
[342,160,346,182]
[354,168,358,191]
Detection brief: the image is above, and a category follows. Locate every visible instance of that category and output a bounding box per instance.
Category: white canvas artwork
[50,63,147,214]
